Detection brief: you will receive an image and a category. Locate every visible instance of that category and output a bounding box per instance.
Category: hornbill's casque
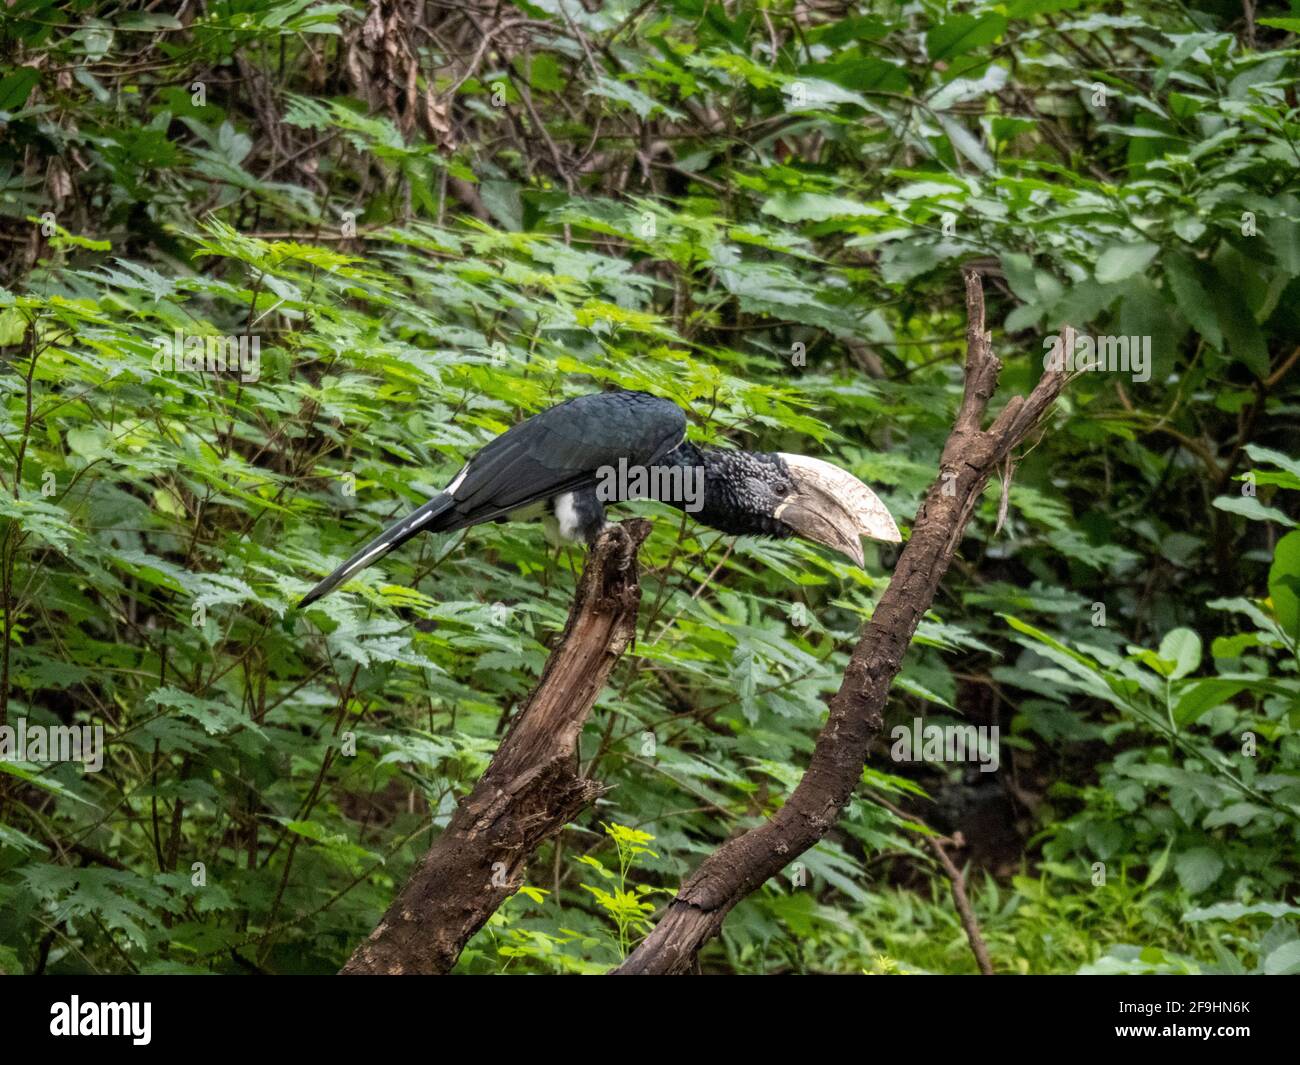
[297,390,900,607]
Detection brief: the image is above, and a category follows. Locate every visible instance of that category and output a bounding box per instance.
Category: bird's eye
[772,480,791,496]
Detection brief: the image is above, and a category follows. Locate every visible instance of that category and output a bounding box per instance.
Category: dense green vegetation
[0,0,1297,975]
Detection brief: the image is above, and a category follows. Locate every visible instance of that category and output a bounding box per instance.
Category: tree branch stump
[614,271,1071,974]
[341,519,651,975]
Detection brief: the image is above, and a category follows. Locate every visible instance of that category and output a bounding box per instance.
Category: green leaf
[1263,940,1300,975]
[1086,820,1124,859]
[1172,678,1248,725]
[1174,847,1223,893]
[1164,254,1222,348]
[1212,495,1298,527]
[0,761,97,807]
[146,687,246,736]
[1184,901,1300,922]
[1267,531,1300,641]
[1210,268,1269,376]
[1244,445,1300,482]
[1142,837,1173,889]
[0,67,39,112]
[525,53,563,93]
[760,193,877,223]
[1158,627,1201,680]
[937,114,994,173]
[1094,242,1160,284]
[926,14,1008,61]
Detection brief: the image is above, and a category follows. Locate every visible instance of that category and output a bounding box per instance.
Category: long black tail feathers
[296,493,454,608]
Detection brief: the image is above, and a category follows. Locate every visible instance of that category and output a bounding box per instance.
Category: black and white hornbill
[297,390,900,608]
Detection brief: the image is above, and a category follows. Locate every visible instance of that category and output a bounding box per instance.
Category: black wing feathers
[298,391,686,606]
[443,391,685,524]
[297,492,455,607]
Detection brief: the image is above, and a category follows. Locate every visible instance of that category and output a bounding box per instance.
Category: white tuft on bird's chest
[545,492,586,543]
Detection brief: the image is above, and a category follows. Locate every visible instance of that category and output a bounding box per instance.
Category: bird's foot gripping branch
[341,519,651,975]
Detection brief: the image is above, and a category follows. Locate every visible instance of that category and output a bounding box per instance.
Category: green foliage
[577,823,667,959]
[0,0,1297,975]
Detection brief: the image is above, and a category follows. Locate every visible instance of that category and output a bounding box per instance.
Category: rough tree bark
[341,519,651,974]
[614,271,1071,974]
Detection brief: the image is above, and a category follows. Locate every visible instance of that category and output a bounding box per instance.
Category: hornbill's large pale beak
[773,454,901,567]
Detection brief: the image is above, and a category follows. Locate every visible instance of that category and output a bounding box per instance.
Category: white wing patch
[445,464,469,496]
[405,505,437,531]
